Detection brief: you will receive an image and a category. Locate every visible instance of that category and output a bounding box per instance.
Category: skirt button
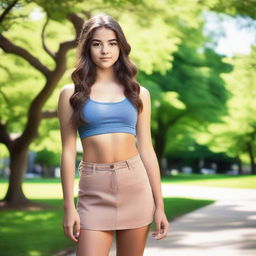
[110,164,114,168]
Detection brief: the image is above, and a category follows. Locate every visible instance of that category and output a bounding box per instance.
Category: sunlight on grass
[150,197,215,231]
[0,199,73,256]
[161,174,256,189]
[28,251,41,256]
[0,196,214,256]
[0,175,220,256]
[0,179,79,199]
[1,174,255,200]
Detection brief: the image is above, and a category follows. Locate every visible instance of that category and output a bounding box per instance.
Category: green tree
[138,21,232,173]
[0,2,84,207]
[204,0,256,19]
[35,149,59,177]
[0,0,202,206]
[197,46,256,174]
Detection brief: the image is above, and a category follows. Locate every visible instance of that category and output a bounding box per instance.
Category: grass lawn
[0,196,214,256]
[1,173,254,256]
[162,173,256,189]
[0,199,71,256]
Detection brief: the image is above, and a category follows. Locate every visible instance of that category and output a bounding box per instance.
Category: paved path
[68,185,256,256]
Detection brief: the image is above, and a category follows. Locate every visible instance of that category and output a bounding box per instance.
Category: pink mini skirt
[76,153,155,230]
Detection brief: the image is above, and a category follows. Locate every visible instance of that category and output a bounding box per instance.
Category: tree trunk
[246,141,256,174]
[3,146,30,205]
[154,139,165,176]
[236,155,243,175]
[0,13,84,208]
[153,126,167,176]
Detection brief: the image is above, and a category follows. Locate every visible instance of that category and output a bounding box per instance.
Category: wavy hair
[69,13,143,128]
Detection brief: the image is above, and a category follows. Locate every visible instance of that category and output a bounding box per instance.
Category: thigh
[76,229,114,256]
[116,225,151,256]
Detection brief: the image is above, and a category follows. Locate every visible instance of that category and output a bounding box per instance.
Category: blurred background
[0,0,255,256]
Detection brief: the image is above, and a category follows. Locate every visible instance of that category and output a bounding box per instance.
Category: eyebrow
[92,39,118,42]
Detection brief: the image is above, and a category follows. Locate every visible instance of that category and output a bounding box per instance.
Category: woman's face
[90,27,120,69]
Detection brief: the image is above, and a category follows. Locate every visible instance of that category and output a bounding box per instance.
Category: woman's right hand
[62,206,80,242]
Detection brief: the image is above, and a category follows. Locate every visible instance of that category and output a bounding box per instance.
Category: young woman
[57,13,169,256]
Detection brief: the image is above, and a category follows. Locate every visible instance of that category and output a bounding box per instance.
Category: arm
[136,86,164,209]
[57,84,80,242]
[136,86,169,239]
[58,84,77,209]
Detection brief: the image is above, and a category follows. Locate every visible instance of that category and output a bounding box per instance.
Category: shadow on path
[68,185,256,256]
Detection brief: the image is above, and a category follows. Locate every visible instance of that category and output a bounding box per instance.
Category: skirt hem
[79,219,154,231]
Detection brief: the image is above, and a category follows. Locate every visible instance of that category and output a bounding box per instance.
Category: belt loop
[78,161,82,175]
[126,160,130,170]
[93,163,96,173]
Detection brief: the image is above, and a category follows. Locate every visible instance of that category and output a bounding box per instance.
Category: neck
[95,67,117,84]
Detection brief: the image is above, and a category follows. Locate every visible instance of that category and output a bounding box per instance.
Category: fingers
[152,220,161,239]
[74,219,80,239]
[161,221,169,238]
[152,220,169,240]
[63,223,79,243]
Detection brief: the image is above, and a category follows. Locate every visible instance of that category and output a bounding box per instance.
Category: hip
[77,153,152,192]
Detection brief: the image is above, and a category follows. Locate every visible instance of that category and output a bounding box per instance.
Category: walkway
[68,184,256,256]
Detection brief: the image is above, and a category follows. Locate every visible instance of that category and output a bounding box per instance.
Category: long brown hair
[69,13,143,128]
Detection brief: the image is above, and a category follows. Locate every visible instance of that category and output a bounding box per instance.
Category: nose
[101,43,110,54]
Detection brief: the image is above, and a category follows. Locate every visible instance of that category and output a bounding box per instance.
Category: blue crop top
[77,97,138,139]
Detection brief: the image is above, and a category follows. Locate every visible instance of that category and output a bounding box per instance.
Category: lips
[100,57,111,60]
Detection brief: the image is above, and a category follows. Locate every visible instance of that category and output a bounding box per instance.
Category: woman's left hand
[152,207,169,240]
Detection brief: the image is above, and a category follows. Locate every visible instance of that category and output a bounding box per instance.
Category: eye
[110,42,118,46]
[92,43,100,46]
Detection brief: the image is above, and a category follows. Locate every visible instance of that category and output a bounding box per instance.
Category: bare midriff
[81,132,139,163]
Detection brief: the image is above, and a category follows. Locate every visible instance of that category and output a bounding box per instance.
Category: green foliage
[120,13,180,74]
[203,0,256,19]
[0,53,43,130]
[1,0,210,155]
[2,0,255,172]
[0,2,74,135]
[197,45,256,163]
[139,19,232,156]
[34,0,79,21]
[103,0,142,5]
[31,118,62,153]
[34,149,59,166]
[0,0,80,31]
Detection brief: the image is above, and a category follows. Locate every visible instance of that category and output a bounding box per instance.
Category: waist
[81,133,138,162]
[78,153,141,173]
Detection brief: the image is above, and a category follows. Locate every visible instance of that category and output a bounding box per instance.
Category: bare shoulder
[58,84,75,114]
[59,83,75,97]
[139,85,151,102]
[139,85,150,97]
[58,84,75,106]
[58,84,77,136]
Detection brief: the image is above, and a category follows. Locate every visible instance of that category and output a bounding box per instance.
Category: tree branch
[41,15,55,60]
[0,0,19,24]
[53,14,85,72]
[41,110,58,119]
[0,34,51,77]
[167,111,187,127]
[0,88,10,104]
[0,122,12,149]
[12,13,85,150]
[67,13,85,39]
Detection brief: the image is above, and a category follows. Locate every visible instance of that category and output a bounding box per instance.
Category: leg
[115,224,151,256]
[76,229,114,256]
